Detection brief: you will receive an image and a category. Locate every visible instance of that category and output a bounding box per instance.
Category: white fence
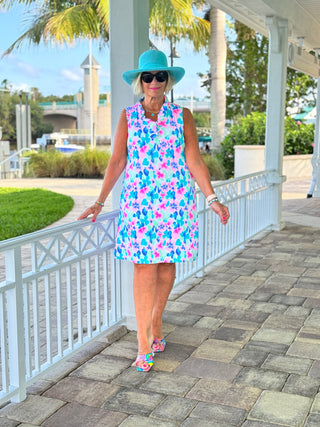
[0,148,31,179]
[0,170,277,404]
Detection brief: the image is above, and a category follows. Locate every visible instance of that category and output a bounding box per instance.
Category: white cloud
[10,82,31,93]
[16,61,39,78]
[61,69,82,82]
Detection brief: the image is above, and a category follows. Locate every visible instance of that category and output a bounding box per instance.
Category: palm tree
[149,0,209,51]
[208,6,226,151]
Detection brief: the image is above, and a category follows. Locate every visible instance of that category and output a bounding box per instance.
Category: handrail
[0,147,32,166]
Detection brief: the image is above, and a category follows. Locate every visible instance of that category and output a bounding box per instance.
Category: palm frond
[43,4,101,43]
[2,13,52,56]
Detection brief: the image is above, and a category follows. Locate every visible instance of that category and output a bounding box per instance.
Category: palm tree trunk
[209,7,226,152]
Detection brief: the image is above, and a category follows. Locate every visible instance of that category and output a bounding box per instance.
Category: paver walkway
[1,177,320,426]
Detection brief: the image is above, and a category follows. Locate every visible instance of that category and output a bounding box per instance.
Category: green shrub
[202,154,226,180]
[28,148,111,178]
[284,117,314,155]
[218,112,314,178]
[28,150,68,177]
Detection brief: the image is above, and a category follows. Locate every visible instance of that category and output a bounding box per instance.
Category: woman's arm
[183,108,230,225]
[78,109,128,222]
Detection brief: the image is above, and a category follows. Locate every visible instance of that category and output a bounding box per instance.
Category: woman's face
[141,70,168,97]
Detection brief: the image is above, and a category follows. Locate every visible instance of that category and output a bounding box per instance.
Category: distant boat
[32,133,85,154]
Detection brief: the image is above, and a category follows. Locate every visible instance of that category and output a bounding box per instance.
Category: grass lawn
[0,187,74,241]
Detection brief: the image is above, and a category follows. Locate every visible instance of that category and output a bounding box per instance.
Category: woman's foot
[151,338,166,353]
[135,353,154,372]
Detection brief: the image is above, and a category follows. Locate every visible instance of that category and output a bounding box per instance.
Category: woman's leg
[133,263,158,354]
[152,263,176,339]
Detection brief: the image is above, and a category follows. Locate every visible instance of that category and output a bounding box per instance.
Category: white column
[311,73,320,197]
[109,0,149,330]
[265,17,289,229]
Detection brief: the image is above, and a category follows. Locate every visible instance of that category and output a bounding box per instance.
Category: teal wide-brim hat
[122,49,185,85]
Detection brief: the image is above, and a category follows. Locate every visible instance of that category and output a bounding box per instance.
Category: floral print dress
[115,100,199,264]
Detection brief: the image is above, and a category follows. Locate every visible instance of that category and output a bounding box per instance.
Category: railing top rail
[0,210,120,250]
[212,169,276,189]
[0,148,32,166]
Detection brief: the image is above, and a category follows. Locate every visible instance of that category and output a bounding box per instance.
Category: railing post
[5,248,26,403]
[240,179,247,244]
[196,193,206,277]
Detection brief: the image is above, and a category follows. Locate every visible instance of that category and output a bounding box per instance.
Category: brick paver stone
[42,402,126,427]
[43,377,120,406]
[151,396,196,421]
[141,372,197,396]
[0,395,65,425]
[175,357,241,381]
[102,388,164,416]
[262,354,313,375]
[192,339,242,362]
[0,419,20,427]
[248,390,312,426]
[186,379,261,410]
[119,415,177,427]
[282,374,320,397]
[234,367,288,391]
[189,401,246,425]
[288,341,320,360]
[251,328,297,345]
[70,355,132,382]
[165,326,211,346]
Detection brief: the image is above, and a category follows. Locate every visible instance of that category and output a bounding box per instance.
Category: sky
[0,4,210,99]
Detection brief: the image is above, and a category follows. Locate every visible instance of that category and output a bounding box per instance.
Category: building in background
[41,55,111,145]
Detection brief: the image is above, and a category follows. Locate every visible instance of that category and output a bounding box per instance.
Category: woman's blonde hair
[131,72,175,96]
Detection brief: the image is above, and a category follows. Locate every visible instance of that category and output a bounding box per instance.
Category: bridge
[40,99,211,116]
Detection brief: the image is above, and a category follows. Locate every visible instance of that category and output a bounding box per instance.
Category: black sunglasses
[141,71,168,83]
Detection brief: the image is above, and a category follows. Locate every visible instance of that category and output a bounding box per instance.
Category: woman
[78,49,230,372]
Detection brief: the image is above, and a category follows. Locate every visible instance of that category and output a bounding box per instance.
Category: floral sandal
[151,338,166,353]
[135,352,154,372]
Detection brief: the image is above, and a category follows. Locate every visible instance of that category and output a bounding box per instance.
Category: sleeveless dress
[114,100,199,264]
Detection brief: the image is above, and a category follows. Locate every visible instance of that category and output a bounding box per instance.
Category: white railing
[0,211,121,404]
[0,170,277,404]
[175,170,275,284]
[0,148,32,179]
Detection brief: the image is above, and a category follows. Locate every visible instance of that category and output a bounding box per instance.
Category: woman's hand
[77,203,102,223]
[209,201,230,226]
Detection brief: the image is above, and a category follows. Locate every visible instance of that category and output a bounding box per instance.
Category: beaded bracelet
[206,194,217,203]
[208,197,219,206]
[96,201,104,207]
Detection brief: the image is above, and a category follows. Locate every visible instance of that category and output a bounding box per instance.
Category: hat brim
[122,66,185,85]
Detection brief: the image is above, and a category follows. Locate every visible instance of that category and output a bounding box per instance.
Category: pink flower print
[139,187,148,194]
[155,211,162,219]
[189,212,194,219]
[172,108,180,118]
[157,242,163,249]
[169,136,175,145]
[161,161,168,170]
[157,170,165,179]
[140,145,148,153]
[154,251,160,258]
[187,251,193,258]
[177,187,185,195]
[138,226,146,235]
[159,202,166,210]
[174,227,182,235]
[158,120,166,127]
[159,129,164,136]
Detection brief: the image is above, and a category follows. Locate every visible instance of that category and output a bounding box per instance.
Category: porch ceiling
[207,0,320,52]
